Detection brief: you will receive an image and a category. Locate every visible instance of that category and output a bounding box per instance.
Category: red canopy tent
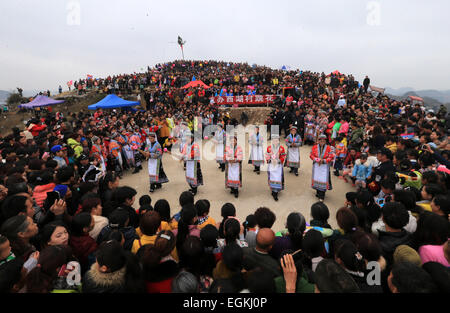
[182,80,210,89]
[408,95,424,102]
[326,70,341,77]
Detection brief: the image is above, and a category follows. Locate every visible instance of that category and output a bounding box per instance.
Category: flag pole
[178,36,186,61]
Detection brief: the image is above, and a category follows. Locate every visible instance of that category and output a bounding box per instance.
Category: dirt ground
[121,135,354,231]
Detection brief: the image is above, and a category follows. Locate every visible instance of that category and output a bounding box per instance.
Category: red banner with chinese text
[210,95,278,106]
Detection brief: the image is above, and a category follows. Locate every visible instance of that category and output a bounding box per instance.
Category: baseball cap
[51,145,63,153]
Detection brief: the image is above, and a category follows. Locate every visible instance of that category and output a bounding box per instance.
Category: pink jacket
[171,225,200,238]
[338,122,349,136]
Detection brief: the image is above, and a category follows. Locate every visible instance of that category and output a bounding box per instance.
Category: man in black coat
[363,76,370,93]
[281,107,293,137]
[272,108,283,136]
[368,147,396,195]
[291,109,304,138]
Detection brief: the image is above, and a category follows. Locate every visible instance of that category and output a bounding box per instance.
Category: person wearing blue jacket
[352,153,372,190]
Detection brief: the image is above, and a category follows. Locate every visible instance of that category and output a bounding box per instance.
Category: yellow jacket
[167,118,175,131]
[135,221,172,238]
[197,216,217,230]
[131,234,157,254]
[386,143,397,153]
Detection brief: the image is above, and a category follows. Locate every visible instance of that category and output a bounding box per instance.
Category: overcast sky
[1,0,449,92]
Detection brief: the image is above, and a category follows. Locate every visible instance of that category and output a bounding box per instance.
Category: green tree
[6,93,28,106]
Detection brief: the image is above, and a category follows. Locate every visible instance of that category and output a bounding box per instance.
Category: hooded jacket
[352,159,372,181]
[67,138,83,159]
[377,229,412,266]
[82,263,126,293]
[69,234,98,270]
[144,259,179,293]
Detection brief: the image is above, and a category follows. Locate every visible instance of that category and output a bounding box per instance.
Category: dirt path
[121,135,354,232]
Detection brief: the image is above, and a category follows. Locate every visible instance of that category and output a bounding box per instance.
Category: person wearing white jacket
[371,211,417,236]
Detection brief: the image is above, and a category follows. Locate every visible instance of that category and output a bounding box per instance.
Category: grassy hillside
[0,90,140,133]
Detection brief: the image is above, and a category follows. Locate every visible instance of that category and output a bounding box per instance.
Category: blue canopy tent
[88,94,140,110]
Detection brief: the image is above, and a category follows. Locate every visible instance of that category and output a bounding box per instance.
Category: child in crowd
[196,199,216,230]
[138,195,153,215]
[351,153,372,189]
[385,136,397,153]
[334,136,347,176]
[243,214,257,238]
[375,179,395,208]
[163,136,175,153]
[310,202,332,229]
[418,184,444,212]
[341,147,360,183]
[360,140,370,154]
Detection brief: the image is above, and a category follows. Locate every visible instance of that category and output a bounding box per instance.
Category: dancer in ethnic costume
[109,133,123,176]
[129,126,143,174]
[266,134,286,201]
[139,132,169,193]
[304,109,317,145]
[214,123,227,172]
[284,126,302,176]
[180,134,203,196]
[90,135,107,173]
[315,111,329,143]
[310,134,334,201]
[248,126,264,175]
[225,136,243,198]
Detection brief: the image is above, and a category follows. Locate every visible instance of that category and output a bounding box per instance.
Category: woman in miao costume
[180,134,203,196]
[225,136,243,198]
[139,132,169,193]
[304,109,317,145]
[266,134,286,201]
[248,125,264,175]
[214,122,227,172]
[310,134,335,201]
[284,126,302,176]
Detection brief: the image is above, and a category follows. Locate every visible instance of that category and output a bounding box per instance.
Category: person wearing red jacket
[266,134,286,201]
[342,147,360,183]
[310,134,335,201]
[108,133,123,176]
[129,127,143,174]
[28,119,47,137]
[93,109,103,121]
[90,136,107,172]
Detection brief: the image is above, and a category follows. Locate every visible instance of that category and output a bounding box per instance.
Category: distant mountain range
[2,86,450,111]
[0,90,10,104]
[0,89,58,104]
[385,87,450,104]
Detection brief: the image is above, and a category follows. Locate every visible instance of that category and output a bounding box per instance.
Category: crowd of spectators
[0,60,449,293]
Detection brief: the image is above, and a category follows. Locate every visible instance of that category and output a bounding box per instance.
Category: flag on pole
[177,36,186,60]
[87,74,93,80]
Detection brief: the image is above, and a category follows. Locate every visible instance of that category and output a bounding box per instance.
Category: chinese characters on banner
[210,95,278,106]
